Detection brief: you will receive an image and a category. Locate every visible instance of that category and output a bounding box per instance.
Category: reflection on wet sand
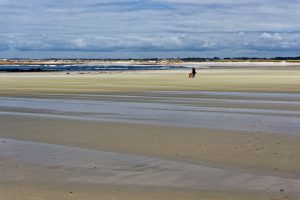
[0,91,300,135]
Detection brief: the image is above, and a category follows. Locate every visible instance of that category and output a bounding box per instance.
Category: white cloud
[0,0,300,58]
[273,33,283,41]
[261,32,273,39]
[261,32,283,41]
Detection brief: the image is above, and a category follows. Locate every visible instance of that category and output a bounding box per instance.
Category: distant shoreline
[1,59,300,67]
[0,60,299,73]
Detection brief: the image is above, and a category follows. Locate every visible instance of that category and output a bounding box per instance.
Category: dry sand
[0,68,300,95]
[1,67,300,199]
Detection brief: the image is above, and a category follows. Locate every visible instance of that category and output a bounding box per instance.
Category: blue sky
[0,0,300,58]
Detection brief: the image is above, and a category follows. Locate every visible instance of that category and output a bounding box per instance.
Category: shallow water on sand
[0,91,300,135]
[153,91,300,99]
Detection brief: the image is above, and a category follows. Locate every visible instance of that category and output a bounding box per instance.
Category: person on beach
[192,67,196,78]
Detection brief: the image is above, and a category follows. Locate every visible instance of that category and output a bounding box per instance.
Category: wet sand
[1,138,299,200]
[1,68,300,199]
[1,114,300,177]
[0,182,282,200]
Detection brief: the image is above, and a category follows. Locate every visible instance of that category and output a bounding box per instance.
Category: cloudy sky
[0,0,300,58]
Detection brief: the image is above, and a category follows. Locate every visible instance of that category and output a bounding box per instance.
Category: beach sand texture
[1,67,300,199]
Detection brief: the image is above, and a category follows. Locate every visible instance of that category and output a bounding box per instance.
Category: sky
[0,0,300,58]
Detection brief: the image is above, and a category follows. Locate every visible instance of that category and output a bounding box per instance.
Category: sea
[0,64,185,72]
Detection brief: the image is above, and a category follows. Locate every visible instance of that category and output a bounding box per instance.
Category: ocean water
[0,64,185,72]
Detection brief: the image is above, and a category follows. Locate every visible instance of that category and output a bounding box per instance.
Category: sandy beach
[1,67,300,199]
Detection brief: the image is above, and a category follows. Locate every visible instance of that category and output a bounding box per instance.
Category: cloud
[0,0,300,58]
[261,32,273,39]
[11,34,219,52]
[0,40,9,51]
[7,31,299,54]
[261,32,283,41]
